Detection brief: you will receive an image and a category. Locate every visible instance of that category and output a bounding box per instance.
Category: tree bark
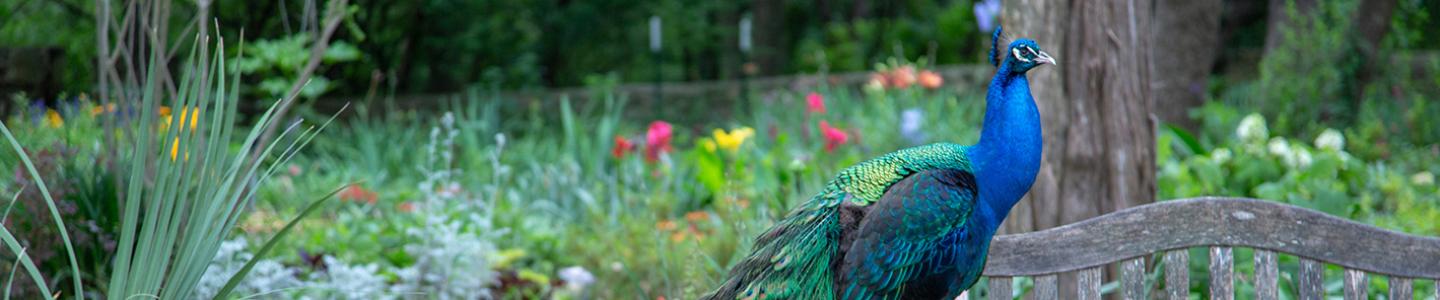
[1150,0,1222,130]
[1001,0,1158,297]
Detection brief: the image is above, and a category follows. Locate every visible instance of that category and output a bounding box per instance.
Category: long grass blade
[0,226,50,298]
[0,120,84,299]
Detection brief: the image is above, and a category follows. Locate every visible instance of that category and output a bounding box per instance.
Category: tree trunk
[1001,0,1158,298]
[1351,0,1397,100]
[752,0,786,76]
[1150,0,1223,130]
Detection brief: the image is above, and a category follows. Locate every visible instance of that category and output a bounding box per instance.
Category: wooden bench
[970,197,1440,300]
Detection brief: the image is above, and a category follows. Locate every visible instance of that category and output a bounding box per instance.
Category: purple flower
[974,0,1001,32]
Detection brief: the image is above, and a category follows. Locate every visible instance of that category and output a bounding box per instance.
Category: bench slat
[1165,250,1188,300]
[988,277,1011,300]
[1299,258,1323,300]
[1210,247,1234,300]
[1123,258,1146,300]
[1344,269,1366,300]
[1388,276,1412,300]
[1079,267,1102,300]
[1034,274,1057,300]
[1254,250,1278,300]
[984,198,1440,278]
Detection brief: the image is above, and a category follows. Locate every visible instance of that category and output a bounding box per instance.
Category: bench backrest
[975,197,1440,300]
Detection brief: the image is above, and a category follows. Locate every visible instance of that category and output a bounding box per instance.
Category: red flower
[645,121,674,162]
[339,184,378,204]
[612,135,635,159]
[397,202,415,213]
[805,92,826,115]
[819,121,850,153]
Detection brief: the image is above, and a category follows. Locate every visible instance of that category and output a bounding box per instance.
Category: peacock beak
[1035,51,1056,65]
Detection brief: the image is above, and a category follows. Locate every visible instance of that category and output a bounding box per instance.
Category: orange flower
[90,103,118,116]
[918,70,944,90]
[656,220,678,231]
[684,211,709,222]
[888,66,917,89]
[398,202,416,213]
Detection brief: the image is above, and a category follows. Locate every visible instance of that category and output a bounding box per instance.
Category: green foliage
[1161,105,1439,234]
[1250,0,1361,134]
[232,34,362,101]
[793,2,983,73]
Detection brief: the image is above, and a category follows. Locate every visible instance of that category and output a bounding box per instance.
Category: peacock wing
[836,168,979,299]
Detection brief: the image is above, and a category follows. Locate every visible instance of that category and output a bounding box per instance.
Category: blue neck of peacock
[971,65,1044,230]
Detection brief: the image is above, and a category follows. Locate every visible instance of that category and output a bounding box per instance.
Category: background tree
[1001,0,1157,296]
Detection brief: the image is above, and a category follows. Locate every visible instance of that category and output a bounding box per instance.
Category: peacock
[703,27,1055,300]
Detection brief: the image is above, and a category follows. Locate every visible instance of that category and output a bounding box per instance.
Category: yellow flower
[711,127,754,152]
[43,109,64,128]
[700,138,717,152]
[160,106,200,132]
[170,139,182,161]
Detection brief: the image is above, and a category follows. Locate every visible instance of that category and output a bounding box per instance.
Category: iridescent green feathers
[704,143,972,300]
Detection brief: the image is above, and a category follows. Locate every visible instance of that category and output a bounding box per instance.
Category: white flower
[1267,138,1291,157]
[1314,129,1344,152]
[1237,113,1269,143]
[1292,148,1313,168]
[609,262,624,272]
[558,266,596,292]
[1210,148,1232,164]
[1412,172,1435,186]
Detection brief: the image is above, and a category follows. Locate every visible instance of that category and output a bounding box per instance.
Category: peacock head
[989,27,1055,74]
[1002,39,1055,74]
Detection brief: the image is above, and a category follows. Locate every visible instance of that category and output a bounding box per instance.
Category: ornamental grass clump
[1,33,341,299]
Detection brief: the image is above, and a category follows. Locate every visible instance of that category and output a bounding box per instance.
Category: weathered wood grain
[984,198,1440,277]
[1211,247,1234,300]
[1122,258,1146,300]
[1034,274,1058,300]
[988,277,1011,300]
[1254,249,1278,300]
[1078,267,1101,300]
[1165,250,1189,300]
[1298,258,1323,300]
[1344,269,1366,300]
[1388,276,1412,300]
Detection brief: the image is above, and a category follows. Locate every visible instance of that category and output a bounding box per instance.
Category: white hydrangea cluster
[1236,113,1269,144]
[1313,128,1344,152]
[1267,138,1313,169]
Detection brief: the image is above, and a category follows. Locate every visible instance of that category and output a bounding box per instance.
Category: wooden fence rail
[972,197,1440,300]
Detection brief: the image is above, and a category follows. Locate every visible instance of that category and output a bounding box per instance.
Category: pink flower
[613,136,636,159]
[645,121,674,162]
[819,121,850,153]
[805,92,826,115]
